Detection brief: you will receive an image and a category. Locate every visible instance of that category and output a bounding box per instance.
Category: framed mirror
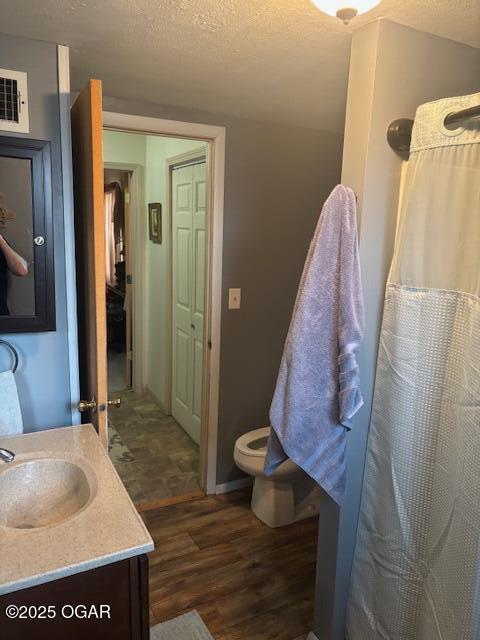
[0,136,55,333]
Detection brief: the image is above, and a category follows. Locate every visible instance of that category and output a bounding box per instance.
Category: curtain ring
[0,339,19,373]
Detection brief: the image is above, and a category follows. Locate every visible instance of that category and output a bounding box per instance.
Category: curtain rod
[387,103,480,155]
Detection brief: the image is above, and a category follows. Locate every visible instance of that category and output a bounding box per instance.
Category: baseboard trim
[136,490,204,513]
[215,477,253,494]
[144,385,169,414]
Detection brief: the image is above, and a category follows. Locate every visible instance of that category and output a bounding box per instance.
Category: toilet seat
[234,427,298,478]
[233,426,321,528]
[235,427,270,458]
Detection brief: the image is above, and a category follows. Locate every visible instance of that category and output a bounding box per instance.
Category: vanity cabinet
[0,554,149,640]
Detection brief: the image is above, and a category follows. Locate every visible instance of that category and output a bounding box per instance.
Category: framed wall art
[148,202,162,244]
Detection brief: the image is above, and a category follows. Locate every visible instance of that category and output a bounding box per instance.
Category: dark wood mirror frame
[0,136,55,333]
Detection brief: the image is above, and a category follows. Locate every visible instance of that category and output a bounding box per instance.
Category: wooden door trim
[102,111,225,495]
[89,83,106,443]
[167,148,207,422]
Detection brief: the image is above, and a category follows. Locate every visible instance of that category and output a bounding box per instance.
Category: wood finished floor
[108,390,200,506]
[143,490,318,640]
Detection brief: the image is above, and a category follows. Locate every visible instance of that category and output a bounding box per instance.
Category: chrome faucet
[0,448,15,463]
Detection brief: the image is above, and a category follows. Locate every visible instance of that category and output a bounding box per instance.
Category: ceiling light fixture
[310,0,382,24]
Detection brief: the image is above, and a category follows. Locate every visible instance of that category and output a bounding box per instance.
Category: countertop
[0,424,154,595]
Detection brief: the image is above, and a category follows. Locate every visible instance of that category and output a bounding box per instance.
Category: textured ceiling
[0,0,479,132]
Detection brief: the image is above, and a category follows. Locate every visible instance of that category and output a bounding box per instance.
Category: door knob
[78,398,96,412]
[107,398,122,408]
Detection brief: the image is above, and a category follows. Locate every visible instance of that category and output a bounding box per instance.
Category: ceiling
[0,0,479,132]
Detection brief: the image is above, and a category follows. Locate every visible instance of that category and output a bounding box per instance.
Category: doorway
[102,128,218,508]
[72,82,224,504]
[104,167,132,393]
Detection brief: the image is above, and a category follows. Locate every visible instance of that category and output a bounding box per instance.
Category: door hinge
[208,339,212,350]
[124,192,131,204]
[126,274,133,285]
[127,350,133,361]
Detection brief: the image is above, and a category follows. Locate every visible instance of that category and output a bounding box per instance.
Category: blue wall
[0,33,77,430]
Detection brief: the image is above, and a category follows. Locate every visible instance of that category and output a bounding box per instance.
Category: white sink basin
[0,458,95,530]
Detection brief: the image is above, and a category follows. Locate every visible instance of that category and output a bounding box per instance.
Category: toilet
[234,427,322,528]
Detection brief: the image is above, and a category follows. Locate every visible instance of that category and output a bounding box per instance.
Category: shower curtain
[347,91,480,640]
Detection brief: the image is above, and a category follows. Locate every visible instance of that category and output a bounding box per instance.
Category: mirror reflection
[0,156,34,316]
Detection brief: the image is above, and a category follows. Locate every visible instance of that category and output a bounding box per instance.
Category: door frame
[57,45,81,425]
[103,161,146,394]
[166,147,207,420]
[102,111,225,495]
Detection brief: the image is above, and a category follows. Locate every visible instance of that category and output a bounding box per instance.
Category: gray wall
[100,94,344,484]
[0,33,75,430]
[314,19,480,640]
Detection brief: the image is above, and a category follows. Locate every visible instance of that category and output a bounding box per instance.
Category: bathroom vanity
[0,424,154,639]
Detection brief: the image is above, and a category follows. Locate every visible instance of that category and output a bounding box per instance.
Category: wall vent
[0,68,29,133]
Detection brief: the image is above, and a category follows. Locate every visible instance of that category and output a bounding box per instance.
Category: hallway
[108,390,201,507]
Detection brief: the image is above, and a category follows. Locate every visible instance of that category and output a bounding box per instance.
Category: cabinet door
[0,555,149,640]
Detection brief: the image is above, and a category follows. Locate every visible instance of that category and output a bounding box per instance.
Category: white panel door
[172,161,206,444]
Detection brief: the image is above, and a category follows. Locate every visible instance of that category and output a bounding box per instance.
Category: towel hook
[0,339,19,373]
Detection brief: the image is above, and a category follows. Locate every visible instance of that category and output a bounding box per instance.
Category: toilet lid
[235,427,271,458]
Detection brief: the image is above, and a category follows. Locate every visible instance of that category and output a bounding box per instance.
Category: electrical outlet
[228,288,241,309]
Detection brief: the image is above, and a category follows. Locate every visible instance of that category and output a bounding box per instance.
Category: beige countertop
[0,424,154,595]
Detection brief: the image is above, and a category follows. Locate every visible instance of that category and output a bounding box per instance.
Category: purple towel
[264,185,364,504]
